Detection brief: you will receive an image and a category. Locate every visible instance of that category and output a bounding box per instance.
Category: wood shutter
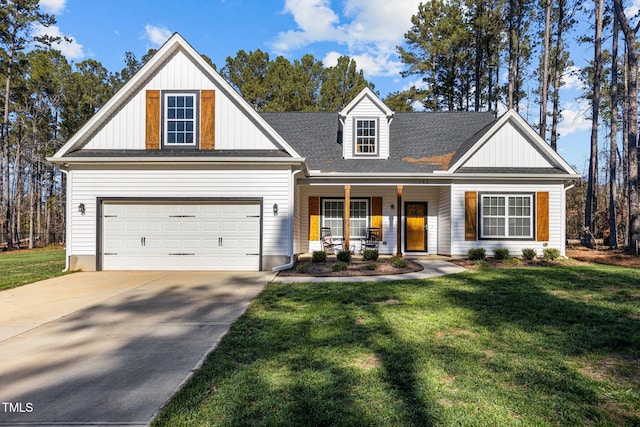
[200,90,215,150]
[145,90,160,150]
[465,191,478,241]
[371,196,383,239]
[309,197,320,241]
[536,192,549,241]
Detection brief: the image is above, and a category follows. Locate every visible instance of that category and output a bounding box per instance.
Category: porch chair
[360,227,380,253]
[320,227,343,254]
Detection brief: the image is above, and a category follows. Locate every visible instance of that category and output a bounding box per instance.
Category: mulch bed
[277,257,424,277]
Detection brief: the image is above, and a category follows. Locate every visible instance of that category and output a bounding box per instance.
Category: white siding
[450,182,566,257]
[343,96,390,160]
[464,123,554,168]
[437,187,452,255]
[68,166,291,258]
[84,50,279,151]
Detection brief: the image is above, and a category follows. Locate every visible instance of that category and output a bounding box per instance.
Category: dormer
[339,88,393,160]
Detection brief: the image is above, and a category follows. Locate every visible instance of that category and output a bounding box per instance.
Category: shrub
[312,251,327,262]
[521,248,537,260]
[391,257,408,268]
[365,263,378,270]
[332,261,348,271]
[492,248,510,260]
[363,249,379,261]
[504,257,522,267]
[475,259,491,269]
[468,248,486,261]
[542,248,560,261]
[336,250,352,263]
[295,263,309,274]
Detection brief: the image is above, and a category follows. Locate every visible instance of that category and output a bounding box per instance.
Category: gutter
[272,168,305,272]
[46,156,306,165]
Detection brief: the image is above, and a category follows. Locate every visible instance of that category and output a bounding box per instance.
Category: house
[49,34,580,272]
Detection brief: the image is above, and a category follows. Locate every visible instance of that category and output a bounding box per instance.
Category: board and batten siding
[450,183,566,256]
[83,50,279,151]
[68,167,291,258]
[463,124,554,168]
[343,96,390,160]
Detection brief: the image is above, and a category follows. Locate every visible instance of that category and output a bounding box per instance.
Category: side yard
[0,248,68,291]
[154,264,639,426]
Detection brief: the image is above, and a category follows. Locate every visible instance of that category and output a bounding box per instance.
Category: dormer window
[355,118,377,155]
[163,92,198,147]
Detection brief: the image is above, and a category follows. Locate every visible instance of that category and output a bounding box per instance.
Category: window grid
[355,119,377,154]
[166,94,195,145]
[322,199,369,238]
[481,195,532,238]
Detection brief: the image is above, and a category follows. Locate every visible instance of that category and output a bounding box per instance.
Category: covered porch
[295,183,452,257]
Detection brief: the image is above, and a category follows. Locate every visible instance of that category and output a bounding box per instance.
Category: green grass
[154,264,640,426]
[0,248,69,291]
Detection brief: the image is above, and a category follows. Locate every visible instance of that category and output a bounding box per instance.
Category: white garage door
[102,201,261,271]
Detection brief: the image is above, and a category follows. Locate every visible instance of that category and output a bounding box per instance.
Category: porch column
[344,185,351,251]
[396,185,403,257]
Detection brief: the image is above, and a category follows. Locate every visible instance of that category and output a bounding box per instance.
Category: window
[355,119,377,154]
[322,199,369,238]
[480,194,533,238]
[164,93,197,146]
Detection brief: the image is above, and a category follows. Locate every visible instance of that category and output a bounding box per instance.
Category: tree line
[1,0,639,253]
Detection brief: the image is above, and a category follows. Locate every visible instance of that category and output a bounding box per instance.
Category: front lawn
[154,264,640,426]
[0,248,68,291]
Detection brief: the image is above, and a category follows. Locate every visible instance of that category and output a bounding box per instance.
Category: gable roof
[447,109,578,176]
[339,87,393,118]
[261,111,497,175]
[50,33,302,161]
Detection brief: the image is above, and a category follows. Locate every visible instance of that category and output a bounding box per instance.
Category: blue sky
[36,0,617,174]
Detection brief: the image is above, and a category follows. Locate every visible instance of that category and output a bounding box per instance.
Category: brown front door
[405,202,427,252]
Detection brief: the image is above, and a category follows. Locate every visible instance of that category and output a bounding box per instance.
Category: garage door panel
[102,202,261,271]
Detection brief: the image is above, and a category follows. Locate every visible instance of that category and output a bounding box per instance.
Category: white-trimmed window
[322,199,368,238]
[164,93,197,146]
[355,119,377,155]
[480,194,533,238]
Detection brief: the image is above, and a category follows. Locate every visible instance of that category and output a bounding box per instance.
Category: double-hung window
[480,194,533,238]
[355,119,377,155]
[322,199,368,238]
[164,93,197,146]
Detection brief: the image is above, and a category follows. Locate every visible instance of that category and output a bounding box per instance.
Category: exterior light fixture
[78,203,86,215]
[273,203,278,216]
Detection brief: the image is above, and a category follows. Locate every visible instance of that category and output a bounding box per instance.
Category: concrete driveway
[0,270,273,426]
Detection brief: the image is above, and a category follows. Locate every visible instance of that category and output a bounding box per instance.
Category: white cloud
[271,0,422,77]
[32,23,84,60]
[39,0,66,15]
[560,66,585,92]
[144,24,172,48]
[557,99,592,138]
[626,0,640,18]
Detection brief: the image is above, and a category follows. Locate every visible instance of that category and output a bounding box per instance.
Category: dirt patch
[566,245,640,268]
[277,257,423,277]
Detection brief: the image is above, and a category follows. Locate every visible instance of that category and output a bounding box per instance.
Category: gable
[52,34,301,160]
[340,88,393,160]
[462,121,554,168]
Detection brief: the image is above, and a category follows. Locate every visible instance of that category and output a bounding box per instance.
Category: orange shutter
[145,90,160,149]
[309,197,320,241]
[465,191,477,241]
[536,192,549,241]
[371,197,383,239]
[200,90,215,150]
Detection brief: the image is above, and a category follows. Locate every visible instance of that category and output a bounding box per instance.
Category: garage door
[101,201,261,271]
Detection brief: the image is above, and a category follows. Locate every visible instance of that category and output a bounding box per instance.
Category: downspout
[562,183,575,258]
[58,167,71,272]
[272,168,304,272]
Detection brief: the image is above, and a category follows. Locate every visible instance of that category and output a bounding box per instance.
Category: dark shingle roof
[261,111,497,174]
